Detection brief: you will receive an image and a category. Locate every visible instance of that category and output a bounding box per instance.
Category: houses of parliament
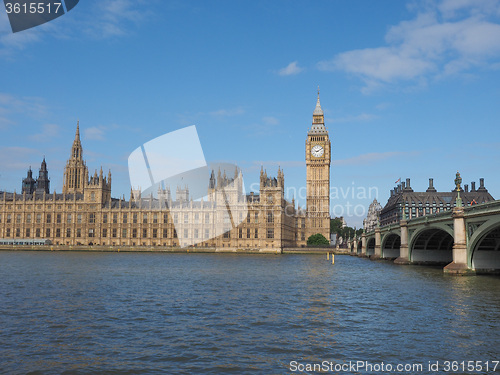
[0,94,331,249]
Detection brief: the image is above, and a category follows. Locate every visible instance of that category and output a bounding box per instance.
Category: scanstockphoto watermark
[289,360,499,373]
[290,360,425,373]
[249,182,379,218]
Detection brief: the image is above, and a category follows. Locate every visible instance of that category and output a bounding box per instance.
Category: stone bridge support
[373,226,381,259]
[361,233,366,256]
[444,207,474,275]
[395,219,409,264]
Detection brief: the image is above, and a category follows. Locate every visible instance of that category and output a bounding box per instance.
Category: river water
[0,252,499,374]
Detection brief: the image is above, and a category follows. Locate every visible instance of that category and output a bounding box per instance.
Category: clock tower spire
[305,88,331,242]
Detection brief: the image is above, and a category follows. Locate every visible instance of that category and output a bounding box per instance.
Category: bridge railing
[464,199,500,214]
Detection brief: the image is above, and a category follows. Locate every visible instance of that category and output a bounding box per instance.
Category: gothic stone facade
[363,198,382,233]
[0,96,331,248]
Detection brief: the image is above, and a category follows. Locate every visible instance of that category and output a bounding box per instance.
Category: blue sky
[1,0,500,228]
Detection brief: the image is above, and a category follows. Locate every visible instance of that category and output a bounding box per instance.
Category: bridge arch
[357,239,363,254]
[409,226,453,265]
[381,232,400,259]
[468,217,500,273]
[366,237,375,256]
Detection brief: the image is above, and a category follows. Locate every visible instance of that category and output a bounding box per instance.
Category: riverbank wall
[0,245,350,255]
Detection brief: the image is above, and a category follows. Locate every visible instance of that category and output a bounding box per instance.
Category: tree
[307,233,330,247]
[330,218,343,236]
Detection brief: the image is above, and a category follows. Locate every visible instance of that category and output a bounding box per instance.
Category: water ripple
[0,252,499,374]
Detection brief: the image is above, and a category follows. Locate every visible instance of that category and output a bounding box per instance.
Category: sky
[1,0,500,228]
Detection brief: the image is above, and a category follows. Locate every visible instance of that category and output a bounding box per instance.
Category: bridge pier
[372,226,381,259]
[361,233,366,257]
[394,219,410,264]
[444,207,475,275]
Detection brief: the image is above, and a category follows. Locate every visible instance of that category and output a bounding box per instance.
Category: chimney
[478,178,487,191]
[390,189,394,197]
[426,178,437,192]
[404,178,414,192]
[402,181,406,189]
[464,184,469,193]
[471,181,476,192]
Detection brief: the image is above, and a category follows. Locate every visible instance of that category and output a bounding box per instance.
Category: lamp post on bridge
[455,171,463,208]
[444,171,474,275]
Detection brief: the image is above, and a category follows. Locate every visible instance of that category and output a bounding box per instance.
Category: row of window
[403,202,451,207]
[0,213,92,224]
[0,212,276,225]
[4,204,86,210]
[1,227,278,240]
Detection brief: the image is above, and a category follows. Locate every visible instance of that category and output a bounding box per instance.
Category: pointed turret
[36,157,50,194]
[41,157,47,171]
[277,166,284,187]
[217,168,222,188]
[209,169,216,190]
[71,121,83,160]
[63,121,87,194]
[22,166,36,194]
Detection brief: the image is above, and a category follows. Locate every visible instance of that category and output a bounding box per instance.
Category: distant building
[379,177,495,227]
[363,198,382,232]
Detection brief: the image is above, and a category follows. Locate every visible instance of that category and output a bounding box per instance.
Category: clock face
[311,145,324,157]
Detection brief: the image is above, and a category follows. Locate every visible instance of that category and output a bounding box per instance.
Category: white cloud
[0,147,39,171]
[247,160,305,170]
[262,116,279,125]
[210,107,245,117]
[0,5,59,57]
[438,0,500,19]
[318,1,500,91]
[29,124,60,141]
[332,113,378,123]
[0,93,48,125]
[278,61,304,76]
[84,126,106,141]
[0,0,153,57]
[334,151,418,166]
[86,0,150,38]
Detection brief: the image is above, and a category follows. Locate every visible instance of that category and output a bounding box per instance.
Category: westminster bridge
[347,200,500,274]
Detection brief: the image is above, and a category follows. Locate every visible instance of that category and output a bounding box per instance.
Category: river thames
[1,252,499,374]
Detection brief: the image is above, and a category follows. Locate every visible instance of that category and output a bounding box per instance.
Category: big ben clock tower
[305,88,331,241]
